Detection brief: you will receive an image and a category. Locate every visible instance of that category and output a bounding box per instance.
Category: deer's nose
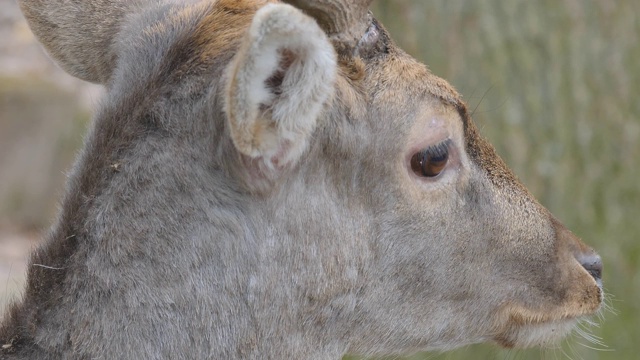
[553,219,603,283]
[577,253,603,282]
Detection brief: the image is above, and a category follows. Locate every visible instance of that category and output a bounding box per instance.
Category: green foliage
[345,1,640,359]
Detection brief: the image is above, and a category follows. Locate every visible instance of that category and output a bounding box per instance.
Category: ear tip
[255,3,307,20]
[251,2,331,40]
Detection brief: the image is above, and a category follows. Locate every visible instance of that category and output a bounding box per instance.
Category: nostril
[578,254,603,281]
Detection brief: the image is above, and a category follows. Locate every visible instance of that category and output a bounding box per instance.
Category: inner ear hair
[264,49,297,97]
[224,3,337,176]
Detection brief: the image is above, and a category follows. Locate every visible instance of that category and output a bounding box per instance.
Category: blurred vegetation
[348,1,640,359]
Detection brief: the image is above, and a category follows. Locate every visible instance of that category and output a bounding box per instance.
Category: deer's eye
[410,140,451,177]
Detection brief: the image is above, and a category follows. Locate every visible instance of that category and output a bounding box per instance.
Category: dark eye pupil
[410,145,449,178]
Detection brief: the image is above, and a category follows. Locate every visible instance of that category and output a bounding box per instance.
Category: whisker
[470,85,494,118]
[574,341,614,352]
[575,320,607,348]
[562,342,579,360]
[600,290,619,317]
[560,347,577,360]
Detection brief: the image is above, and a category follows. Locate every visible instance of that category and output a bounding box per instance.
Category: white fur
[224,3,337,170]
[512,320,578,348]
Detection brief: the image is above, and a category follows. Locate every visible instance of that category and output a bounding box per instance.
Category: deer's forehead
[373,52,461,101]
[363,53,466,133]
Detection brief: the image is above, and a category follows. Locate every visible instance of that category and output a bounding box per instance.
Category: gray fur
[1,0,602,359]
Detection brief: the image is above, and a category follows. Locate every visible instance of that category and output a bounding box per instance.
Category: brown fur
[193,0,270,62]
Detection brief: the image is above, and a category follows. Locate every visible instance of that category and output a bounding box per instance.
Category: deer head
[1,0,602,358]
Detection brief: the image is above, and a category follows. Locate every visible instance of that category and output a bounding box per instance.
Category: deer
[1,0,603,358]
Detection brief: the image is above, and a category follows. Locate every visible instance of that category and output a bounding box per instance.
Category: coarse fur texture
[1,0,603,359]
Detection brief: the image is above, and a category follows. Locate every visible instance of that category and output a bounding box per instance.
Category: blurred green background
[0,0,638,359]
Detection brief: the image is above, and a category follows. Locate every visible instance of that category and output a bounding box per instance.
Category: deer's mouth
[492,291,602,349]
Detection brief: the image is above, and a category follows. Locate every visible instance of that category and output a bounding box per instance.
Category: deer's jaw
[490,262,602,348]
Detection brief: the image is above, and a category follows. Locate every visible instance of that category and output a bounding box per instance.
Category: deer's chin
[493,318,578,348]
[491,278,602,349]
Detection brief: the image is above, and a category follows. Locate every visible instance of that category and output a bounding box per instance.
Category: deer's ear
[224,3,336,170]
